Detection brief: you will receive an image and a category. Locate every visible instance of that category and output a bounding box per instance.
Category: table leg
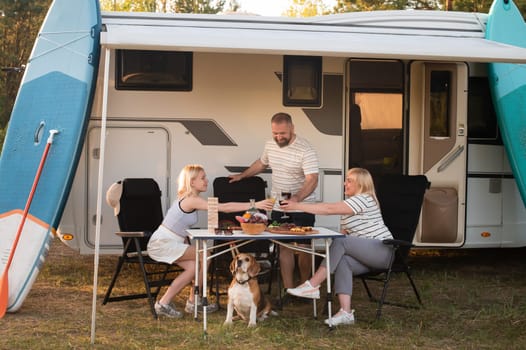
[325,238,333,327]
[194,239,200,320]
[202,239,208,334]
[311,240,317,318]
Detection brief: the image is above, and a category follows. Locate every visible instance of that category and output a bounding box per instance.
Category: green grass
[1,238,525,349]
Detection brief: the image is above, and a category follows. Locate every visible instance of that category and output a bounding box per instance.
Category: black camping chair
[357,174,430,320]
[209,176,279,307]
[102,178,182,319]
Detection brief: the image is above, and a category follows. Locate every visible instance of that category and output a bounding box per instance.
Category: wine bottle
[247,198,258,215]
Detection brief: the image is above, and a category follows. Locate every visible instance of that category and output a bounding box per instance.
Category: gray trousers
[321,235,393,296]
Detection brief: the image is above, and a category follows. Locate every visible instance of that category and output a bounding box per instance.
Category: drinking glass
[267,192,277,219]
[279,190,292,219]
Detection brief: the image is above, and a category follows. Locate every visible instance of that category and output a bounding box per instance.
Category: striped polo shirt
[340,193,392,240]
[260,135,319,203]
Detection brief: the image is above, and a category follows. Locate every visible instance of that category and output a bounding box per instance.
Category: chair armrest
[382,239,414,248]
[116,231,148,238]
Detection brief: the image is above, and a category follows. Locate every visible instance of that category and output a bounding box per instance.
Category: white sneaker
[286,280,320,299]
[324,309,355,326]
[155,302,183,319]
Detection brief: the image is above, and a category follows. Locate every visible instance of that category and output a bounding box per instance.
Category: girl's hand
[256,199,274,211]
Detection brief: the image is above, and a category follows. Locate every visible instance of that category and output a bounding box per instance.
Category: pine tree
[0,0,51,128]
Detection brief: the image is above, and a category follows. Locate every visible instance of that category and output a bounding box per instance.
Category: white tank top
[161,198,198,238]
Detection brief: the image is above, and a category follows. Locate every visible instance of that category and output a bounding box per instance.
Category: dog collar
[235,276,257,285]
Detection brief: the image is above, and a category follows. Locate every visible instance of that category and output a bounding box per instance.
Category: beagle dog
[224,253,274,327]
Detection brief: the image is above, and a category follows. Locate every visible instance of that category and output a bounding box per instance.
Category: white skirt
[147,225,189,264]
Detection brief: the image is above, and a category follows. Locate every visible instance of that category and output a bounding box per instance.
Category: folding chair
[102,178,181,319]
[358,174,430,320]
[209,176,279,306]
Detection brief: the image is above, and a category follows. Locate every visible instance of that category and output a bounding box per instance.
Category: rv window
[429,71,451,138]
[349,60,404,91]
[347,59,404,175]
[116,50,192,91]
[468,77,500,143]
[283,56,322,107]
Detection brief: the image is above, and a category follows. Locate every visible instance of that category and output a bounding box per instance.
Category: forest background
[0,0,525,153]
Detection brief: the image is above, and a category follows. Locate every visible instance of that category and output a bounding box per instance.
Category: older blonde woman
[282,168,393,326]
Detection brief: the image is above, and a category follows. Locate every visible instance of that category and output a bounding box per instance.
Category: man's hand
[292,173,319,202]
[228,159,267,183]
[228,174,243,183]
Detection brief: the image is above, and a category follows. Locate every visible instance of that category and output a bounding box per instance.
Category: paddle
[0,130,58,318]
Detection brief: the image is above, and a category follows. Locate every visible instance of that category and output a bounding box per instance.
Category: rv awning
[100,12,526,64]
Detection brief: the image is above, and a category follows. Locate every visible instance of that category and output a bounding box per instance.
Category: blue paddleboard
[486,0,526,205]
[0,0,100,312]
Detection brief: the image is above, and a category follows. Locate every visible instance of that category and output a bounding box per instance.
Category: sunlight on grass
[1,240,526,349]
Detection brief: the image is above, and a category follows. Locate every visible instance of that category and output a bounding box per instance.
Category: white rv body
[56,9,526,254]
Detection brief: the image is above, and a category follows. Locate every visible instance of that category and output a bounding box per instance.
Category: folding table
[187,227,343,334]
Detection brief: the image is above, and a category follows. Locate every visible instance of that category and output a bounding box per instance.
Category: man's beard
[274,137,291,148]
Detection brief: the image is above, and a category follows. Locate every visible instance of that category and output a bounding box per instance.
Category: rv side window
[467,77,500,143]
[283,56,322,107]
[429,71,451,138]
[116,50,193,91]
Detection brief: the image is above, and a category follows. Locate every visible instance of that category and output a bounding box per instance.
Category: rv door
[86,125,170,252]
[409,62,468,247]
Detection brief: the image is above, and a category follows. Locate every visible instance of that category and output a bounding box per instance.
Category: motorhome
[56,6,526,254]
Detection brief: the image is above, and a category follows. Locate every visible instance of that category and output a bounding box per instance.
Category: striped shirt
[340,194,392,240]
[260,135,319,203]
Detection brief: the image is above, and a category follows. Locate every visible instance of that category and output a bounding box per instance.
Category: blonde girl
[147,164,273,318]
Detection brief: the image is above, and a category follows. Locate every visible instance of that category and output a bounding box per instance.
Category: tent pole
[90,47,111,345]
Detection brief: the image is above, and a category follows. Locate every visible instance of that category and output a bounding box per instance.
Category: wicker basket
[240,222,267,235]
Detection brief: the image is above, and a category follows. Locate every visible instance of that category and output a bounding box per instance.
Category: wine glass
[266,192,277,219]
[279,190,292,220]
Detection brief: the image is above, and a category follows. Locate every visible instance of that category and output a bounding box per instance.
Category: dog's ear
[230,256,237,274]
[247,256,261,277]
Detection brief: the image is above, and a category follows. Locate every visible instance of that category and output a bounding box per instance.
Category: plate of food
[266,222,318,235]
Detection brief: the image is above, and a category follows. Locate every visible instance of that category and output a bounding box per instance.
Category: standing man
[229,112,319,300]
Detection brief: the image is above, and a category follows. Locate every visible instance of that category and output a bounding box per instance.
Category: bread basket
[240,222,267,235]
